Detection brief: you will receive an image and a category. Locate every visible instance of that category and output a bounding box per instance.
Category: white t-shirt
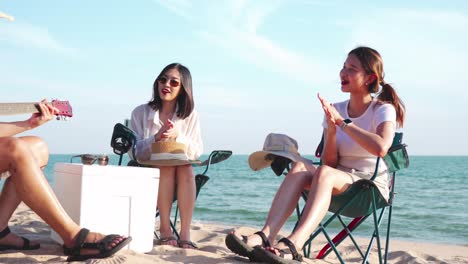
[322,100,396,200]
[130,104,203,161]
[323,100,396,173]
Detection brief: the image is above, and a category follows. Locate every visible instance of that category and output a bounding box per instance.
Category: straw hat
[138,141,201,166]
[248,133,301,171]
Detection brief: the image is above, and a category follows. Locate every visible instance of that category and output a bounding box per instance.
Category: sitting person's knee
[314,165,335,183]
[290,161,307,173]
[30,137,50,165]
[4,137,30,160]
[176,166,195,182]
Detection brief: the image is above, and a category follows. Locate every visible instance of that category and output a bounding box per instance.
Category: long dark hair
[349,46,405,127]
[148,63,194,119]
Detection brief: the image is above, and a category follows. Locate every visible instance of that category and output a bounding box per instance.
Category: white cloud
[153,0,192,18]
[154,0,333,85]
[199,29,330,85]
[347,8,468,91]
[0,22,77,56]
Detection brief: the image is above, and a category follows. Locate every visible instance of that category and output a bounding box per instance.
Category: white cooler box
[51,163,159,253]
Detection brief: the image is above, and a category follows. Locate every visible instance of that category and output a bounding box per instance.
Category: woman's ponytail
[377,82,405,127]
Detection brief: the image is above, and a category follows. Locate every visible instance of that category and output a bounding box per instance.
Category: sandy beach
[1,203,467,264]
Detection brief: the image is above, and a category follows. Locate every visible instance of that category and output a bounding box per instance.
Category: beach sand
[1,203,467,264]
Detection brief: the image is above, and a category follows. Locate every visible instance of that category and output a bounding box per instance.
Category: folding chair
[292,132,409,264]
[110,122,232,240]
[269,133,408,263]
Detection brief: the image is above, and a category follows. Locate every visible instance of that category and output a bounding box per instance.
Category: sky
[1,0,467,156]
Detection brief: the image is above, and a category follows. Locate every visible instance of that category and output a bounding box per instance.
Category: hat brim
[248,150,301,171]
[137,159,201,167]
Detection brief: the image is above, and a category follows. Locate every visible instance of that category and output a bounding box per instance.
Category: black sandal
[63,228,132,262]
[178,240,198,249]
[0,226,40,251]
[251,237,303,263]
[225,230,271,258]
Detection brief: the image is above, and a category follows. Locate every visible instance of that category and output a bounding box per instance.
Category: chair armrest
[198,150,233,166]
[110,123,137,162]
[196,150,232,175]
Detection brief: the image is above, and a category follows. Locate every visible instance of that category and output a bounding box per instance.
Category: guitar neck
[0,102,40,116]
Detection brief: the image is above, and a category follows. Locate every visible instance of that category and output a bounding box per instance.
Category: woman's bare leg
[175,164,195,246]
[235,161,315,247]
[272,165,355,256]
[157,166,177,245]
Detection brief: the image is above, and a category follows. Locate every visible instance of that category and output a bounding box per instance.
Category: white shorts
[337,165,389,201]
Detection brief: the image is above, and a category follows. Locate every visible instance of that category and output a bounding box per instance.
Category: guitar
[0,100,73,120]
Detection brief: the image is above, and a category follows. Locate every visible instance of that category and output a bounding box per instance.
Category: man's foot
[63,228,131,262]
[0,226,40,251]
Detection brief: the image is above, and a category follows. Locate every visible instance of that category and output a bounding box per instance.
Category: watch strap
[340,119,352,130]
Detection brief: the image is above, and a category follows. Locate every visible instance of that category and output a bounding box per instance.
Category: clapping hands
[155,119,179,141]
[317,93,343,128]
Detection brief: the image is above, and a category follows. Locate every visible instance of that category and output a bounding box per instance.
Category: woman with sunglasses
[225,46,405,263]
[0,100,131,261]
[130,63,203,249]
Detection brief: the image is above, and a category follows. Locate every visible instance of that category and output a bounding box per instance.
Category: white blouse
[130,104,203,161]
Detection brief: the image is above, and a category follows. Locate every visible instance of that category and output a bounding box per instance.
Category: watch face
[344,119,352,124]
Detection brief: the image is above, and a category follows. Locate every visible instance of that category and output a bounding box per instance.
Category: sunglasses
[70,154,109,166]
[157,77,180,88]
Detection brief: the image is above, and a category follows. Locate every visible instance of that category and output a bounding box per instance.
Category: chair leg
[320,224,346,264]
[362,191,387,264]
[384,205,393,264]
[336,215,366,260]
[318,215,368,261]
[170,218,180,240]
[372,190,383,264]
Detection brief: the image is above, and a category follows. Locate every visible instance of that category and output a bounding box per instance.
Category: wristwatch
[339,119,352,130]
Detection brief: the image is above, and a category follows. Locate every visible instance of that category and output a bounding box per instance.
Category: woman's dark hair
[349,46,406,127]
[148,63,194,119]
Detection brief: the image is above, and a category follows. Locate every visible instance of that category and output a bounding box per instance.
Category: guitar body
[0,100,73,119]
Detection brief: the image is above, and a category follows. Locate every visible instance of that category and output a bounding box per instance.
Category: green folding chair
[297,133,409,264]
[269,132,408,264]
[110,122,232,240]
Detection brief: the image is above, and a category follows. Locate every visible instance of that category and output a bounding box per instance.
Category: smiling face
[157,68,182,102]
[340,54,373,94]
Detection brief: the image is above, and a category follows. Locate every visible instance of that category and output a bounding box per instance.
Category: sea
[2,154,467,246]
